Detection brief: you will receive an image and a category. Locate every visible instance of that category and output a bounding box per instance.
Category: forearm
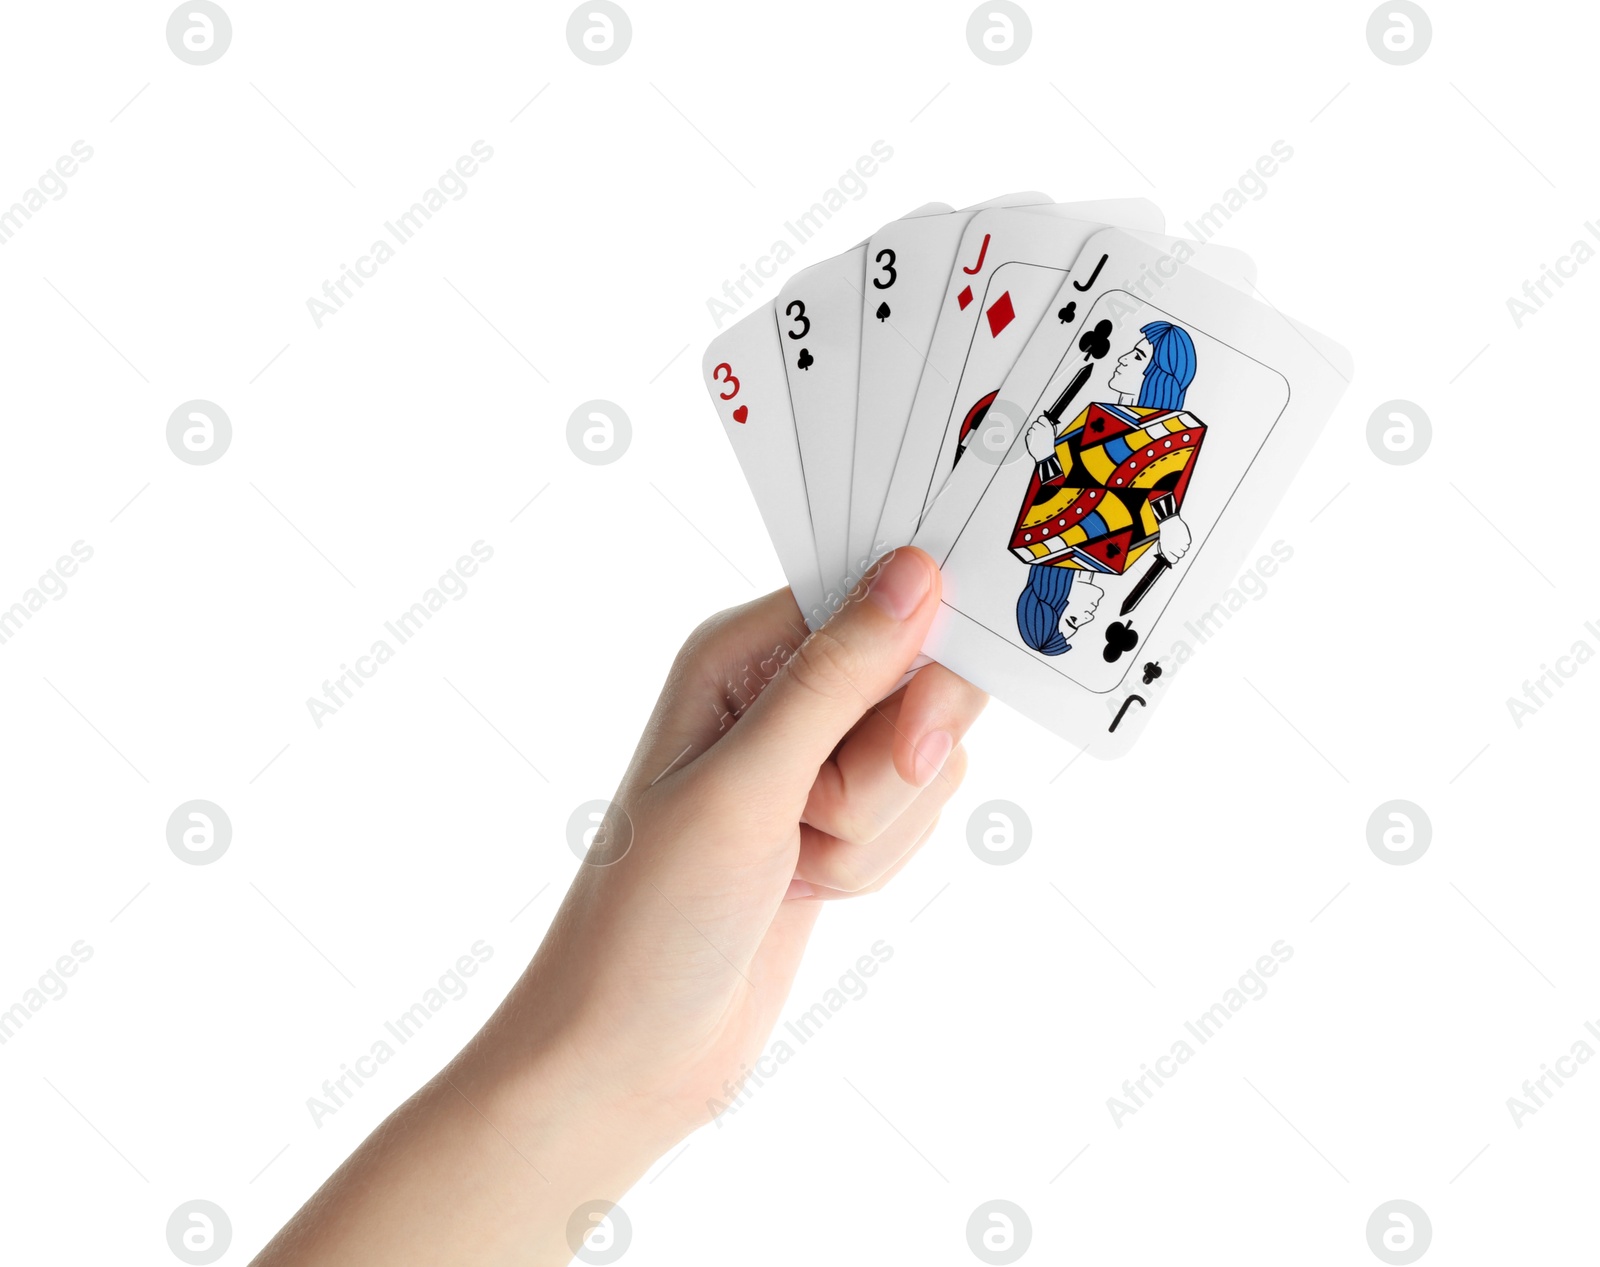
[250,1021,682,1267]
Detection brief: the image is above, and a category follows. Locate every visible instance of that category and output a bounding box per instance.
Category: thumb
[712,547,941,805]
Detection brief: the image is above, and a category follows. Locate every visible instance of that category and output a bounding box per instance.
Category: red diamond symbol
[985,290,1015,337]
[957,285,973,310]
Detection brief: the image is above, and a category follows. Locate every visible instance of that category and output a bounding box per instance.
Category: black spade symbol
[797,347,814,370]
[1102,620,1138,663]
[1078,318,1113,362]
[1057,301,1077,324]
[875,301,891,322]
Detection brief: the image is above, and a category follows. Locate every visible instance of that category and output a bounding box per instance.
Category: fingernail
[911,729,953,787]
[784,878,816,900]
[867,551,932,621]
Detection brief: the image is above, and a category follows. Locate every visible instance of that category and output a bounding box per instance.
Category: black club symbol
[1102,620,1138,663]
[1078,319,1113,362]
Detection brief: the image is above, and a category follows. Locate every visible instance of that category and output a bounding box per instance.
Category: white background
[1,2,1595,1263]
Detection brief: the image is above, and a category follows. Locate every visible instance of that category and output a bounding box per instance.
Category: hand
[1158,513,1191,561]
[503,546,986,1124]
[251,548,987,1267]
[1024,416,1055,462]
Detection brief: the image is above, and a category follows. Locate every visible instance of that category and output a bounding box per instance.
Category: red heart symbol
[732,405,748,424]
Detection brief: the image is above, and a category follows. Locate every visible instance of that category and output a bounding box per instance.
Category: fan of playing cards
[702,194,1351,757]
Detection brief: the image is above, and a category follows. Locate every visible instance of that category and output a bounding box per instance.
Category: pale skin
[250,547,986,1267]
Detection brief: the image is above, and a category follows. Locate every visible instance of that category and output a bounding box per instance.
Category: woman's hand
[252,548,986,1267]
[503,546,986,1127]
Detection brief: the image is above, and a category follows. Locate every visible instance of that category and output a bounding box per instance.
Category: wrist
[448,1016,691,1180]
[248,1014,685,1267]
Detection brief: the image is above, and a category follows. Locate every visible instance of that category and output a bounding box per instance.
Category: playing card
[702,305,828,625]
[774,204,952,605]
[918,233,1257,527]
[848,196,1153,582]
[872,202,1164,557]
[911,230,1352,757]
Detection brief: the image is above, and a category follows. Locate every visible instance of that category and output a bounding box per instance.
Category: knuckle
[671,609,731,672]
[817,847,876,894]
[828,801,891,849]
[807,777,890,849]
[671,601,762,680]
